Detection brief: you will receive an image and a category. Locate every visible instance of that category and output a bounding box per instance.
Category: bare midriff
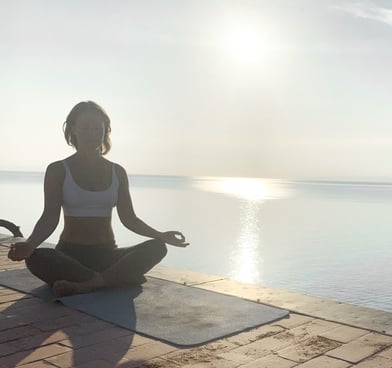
[60,216,116,247]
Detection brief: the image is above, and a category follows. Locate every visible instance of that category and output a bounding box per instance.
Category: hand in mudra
[8,241,35,261]
[159,231,189,247]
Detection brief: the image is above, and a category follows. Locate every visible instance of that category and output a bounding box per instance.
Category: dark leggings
[25,239,167,287]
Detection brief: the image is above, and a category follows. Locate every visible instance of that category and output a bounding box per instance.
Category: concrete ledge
[148,265,392,336]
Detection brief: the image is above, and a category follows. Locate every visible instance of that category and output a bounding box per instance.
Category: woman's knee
[150,238,168,260]
[25,248,56,273]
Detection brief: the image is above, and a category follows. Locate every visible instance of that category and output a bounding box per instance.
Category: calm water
[1,171,392,312]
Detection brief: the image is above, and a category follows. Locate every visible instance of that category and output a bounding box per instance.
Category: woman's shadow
[0,221,150,367]
[0,273,149,367]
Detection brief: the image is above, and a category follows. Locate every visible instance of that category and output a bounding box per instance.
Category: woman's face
[72,110,105,151]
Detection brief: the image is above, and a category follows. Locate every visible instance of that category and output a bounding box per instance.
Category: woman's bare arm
[27,161,63,246]
[8,162,63,261]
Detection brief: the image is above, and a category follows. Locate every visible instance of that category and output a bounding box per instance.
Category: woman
[8,101,189,296]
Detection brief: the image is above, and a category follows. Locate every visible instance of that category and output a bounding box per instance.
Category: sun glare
[218,178,270,201]
[194,177,291,202]
[221,24,265,64]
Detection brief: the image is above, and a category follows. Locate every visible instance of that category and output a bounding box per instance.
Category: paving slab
[353,355,392,368]
[326,332,392,363]
[239,354,297,368]
[319,324,369,343]
[296,355,351,368]
[379,346,392,359]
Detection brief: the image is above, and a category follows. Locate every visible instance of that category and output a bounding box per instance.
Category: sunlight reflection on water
[229,200,263,284]
[193,177,292,284]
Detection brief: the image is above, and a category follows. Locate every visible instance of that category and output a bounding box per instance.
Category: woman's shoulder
[46,160,66,170]
[113,162,127,177]
[107,161,128,183]
[47,154,76,171]
[45,160,66,181]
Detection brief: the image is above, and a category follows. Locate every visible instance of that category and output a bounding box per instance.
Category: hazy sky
[2,0,392,180]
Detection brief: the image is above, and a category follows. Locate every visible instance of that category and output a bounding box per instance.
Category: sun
[221,24,265,64]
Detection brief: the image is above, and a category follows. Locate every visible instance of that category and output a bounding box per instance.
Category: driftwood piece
[0,220,23,237]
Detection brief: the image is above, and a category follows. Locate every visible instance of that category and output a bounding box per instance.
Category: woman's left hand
[159,231,189,247]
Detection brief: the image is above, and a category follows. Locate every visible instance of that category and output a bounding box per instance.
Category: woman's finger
[175,232,185,241]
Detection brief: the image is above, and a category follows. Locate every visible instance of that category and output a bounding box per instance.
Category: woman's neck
[74,149,102,163]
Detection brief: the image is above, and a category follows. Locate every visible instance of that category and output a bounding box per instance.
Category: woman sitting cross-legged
[7,101,189,296]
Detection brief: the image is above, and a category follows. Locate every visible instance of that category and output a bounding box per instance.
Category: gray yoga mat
[0,268,289,346]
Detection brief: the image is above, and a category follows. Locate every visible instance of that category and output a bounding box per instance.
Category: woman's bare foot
[53,273,106,297]
[53,280,76,296]
[137,275,148,284]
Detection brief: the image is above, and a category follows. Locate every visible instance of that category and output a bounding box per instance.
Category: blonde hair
[63,101,112,155]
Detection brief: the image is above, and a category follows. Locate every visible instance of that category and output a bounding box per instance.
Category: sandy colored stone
[8,330,68,351]
[277,335,340,362]
[379,346,392,359]
[14,344,72,366]
[181,360,237,368]
[353,355,392,368]
[240,354,297,368]
[319,324,368,343]
[326,332,392,363]
[119,341,177,364]
[225,324,285,346]
[285,319,340,340]
[137,358,182,368]
[13,361,57,368]
[218,334,293,363]
[45,346,100,368]
[73,360,116,368]
[296,355,351,368]
[272,313,313,329]
[163,342,236,367]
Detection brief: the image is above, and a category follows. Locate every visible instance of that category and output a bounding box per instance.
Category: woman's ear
[69,125,78,147]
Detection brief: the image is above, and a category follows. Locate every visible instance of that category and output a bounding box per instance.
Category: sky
[1,0,392,180]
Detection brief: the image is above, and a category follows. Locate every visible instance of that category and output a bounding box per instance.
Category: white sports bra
[62,160,119,217]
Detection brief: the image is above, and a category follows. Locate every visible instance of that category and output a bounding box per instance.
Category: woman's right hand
[159,231,189,247]
[8,241,35,262]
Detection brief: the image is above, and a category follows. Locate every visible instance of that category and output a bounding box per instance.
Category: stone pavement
[1,242,392,368]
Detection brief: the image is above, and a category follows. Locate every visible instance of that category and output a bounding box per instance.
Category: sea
[1,171,391,312]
